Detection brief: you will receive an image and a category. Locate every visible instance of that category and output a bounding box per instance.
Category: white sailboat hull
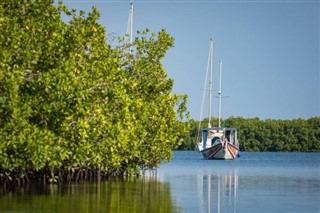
[199,141,239,160]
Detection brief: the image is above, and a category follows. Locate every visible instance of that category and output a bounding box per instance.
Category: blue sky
[61,0,319,120]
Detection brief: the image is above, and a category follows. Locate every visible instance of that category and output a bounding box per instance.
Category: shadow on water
[0,175,181,213]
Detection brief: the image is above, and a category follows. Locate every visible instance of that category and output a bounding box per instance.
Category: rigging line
[196,42,211,143]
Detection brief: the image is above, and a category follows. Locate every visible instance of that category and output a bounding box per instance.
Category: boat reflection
[198,172,238,213]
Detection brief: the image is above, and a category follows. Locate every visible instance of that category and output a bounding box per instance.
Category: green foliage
[178,116,320,152]
[225,116,320,152]
[0,0,189,183]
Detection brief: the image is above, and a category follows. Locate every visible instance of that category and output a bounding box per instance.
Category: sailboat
[197,39,240,160]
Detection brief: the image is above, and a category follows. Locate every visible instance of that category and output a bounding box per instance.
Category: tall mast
[196,38,213,143]
[208,38,214,128]
[127,2,134,47]
[218,59,222,127]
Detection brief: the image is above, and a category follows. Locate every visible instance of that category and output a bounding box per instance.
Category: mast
[127,2,134,47]
[218,59,222,127]
[196,38,214,144]
[208,38,214,128]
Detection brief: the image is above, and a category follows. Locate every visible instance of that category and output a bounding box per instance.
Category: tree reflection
[0,176,180,213]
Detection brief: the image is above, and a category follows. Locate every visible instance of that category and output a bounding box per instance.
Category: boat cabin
[200,127,238,151]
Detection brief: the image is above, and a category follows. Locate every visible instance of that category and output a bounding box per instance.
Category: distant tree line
[178,117,320,152]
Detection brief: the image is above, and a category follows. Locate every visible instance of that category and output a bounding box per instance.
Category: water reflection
[198,172,238,213]
[0,176,180,213]
[2,151,319,213]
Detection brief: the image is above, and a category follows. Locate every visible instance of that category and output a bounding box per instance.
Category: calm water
[1,151,319,213]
